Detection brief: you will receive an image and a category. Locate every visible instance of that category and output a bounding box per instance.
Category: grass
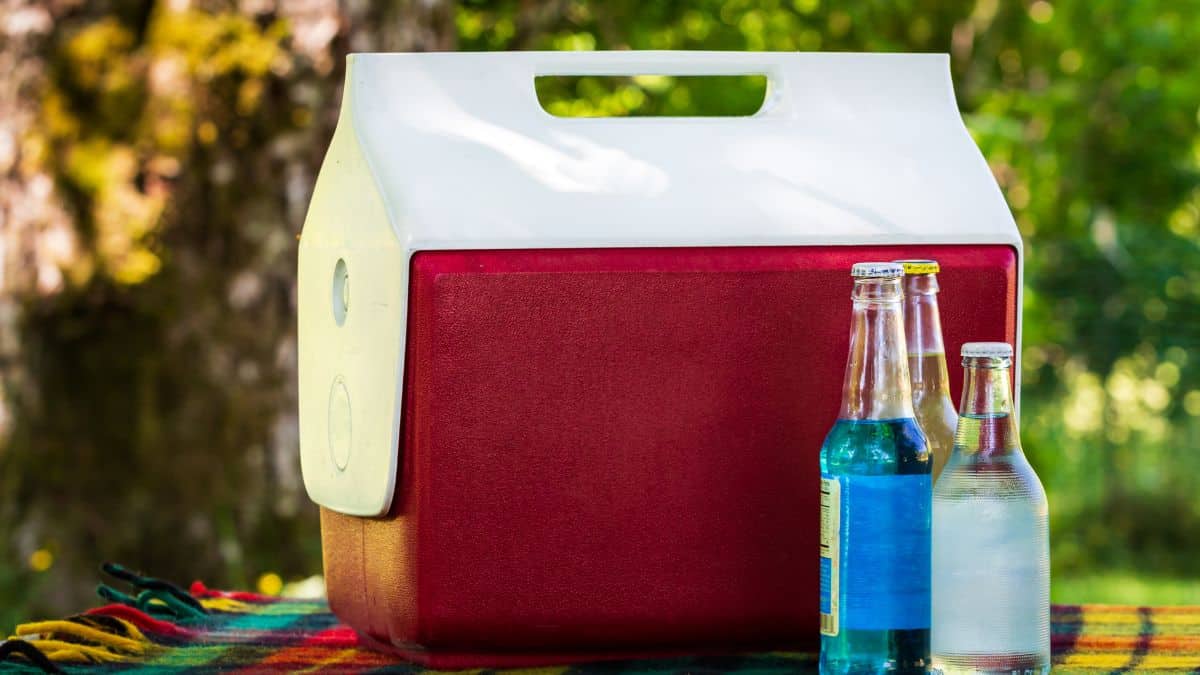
[1053,571,1200,605]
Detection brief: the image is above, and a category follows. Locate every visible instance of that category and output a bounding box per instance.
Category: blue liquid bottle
[820,262,932,674]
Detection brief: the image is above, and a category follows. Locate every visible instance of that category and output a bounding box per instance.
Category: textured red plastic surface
[321,244,1018,667]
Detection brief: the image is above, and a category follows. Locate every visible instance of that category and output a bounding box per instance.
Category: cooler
[297,51,1021,667]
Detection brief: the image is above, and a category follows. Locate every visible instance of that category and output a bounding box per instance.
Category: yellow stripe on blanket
[1137,654,1200,669]
[1056,652,1137,669]
[198,597,254,612]
[20,638,132,663]
[14,619,152,655]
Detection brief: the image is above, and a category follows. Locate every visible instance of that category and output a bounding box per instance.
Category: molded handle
[529,50,789,117]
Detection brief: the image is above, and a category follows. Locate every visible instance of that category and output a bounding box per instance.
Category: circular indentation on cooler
[328,376,352,471]
[332,258,349,326]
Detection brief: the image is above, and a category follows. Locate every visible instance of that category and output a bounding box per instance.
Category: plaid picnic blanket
[1,565,1197,673]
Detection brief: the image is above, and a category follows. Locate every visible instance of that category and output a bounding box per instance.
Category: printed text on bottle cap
[851,262,904,279]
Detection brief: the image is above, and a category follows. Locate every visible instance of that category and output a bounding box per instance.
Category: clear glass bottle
[896,259,958,483]
[932,342,1050,675]
[820,262,932,674]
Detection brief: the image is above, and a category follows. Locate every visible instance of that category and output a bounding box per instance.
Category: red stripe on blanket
[189,581,276,602]
[85,604,196,639]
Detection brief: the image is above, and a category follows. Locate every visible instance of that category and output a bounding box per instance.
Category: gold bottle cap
[894,259,940,275]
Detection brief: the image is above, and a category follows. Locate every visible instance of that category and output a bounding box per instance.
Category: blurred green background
[1,0,1198,629]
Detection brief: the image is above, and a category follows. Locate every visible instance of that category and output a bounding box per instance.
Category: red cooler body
[298,52,1023,667]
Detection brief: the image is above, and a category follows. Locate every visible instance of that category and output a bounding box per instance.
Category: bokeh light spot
[256,572,283,596]
[1029,1,1054,24]
[1059,49,1082,74]
[197,120,218,145]
[793,0,819,14]
[1143,298,1168,322]
[1184,391,1200,417]
[29,549,53,572]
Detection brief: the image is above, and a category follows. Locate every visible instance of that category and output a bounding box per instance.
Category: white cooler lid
[298,51,1022,516]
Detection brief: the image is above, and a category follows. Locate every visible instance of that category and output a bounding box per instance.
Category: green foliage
[2,0,1198,627]
[535,74,768,117]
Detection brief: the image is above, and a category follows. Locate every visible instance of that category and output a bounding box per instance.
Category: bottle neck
[902,273,951,396]
[955,358,1019,453]
[839,277,915,420]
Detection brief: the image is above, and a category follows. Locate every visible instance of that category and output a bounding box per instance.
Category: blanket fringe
[0,638,63,673]
[1,562,206,667]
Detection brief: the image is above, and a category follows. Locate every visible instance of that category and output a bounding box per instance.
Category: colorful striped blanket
[1,565,1196,673]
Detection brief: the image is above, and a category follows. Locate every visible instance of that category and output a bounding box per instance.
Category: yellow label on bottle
[820,476,840,636]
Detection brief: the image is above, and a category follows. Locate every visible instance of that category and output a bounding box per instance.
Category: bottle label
[819,476,840,636]
[932,496,1050,654]
[823,473,931,632]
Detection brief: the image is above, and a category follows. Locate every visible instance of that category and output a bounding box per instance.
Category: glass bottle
[820,262,932,674]
[931,342,1050,675]
[896,259,957,483]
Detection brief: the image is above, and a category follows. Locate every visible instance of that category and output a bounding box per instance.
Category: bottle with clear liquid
[820,262,932,674]
[896,259,958,483]
[932,342,1050,674]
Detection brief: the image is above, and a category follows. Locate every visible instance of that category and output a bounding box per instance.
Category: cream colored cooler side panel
[298,69,406,517]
